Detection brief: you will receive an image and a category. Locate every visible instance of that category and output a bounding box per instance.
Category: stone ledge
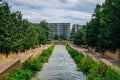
[100,59,120,70]
[0,58,21,79]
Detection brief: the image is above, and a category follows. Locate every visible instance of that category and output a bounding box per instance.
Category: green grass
[53,41,68,45]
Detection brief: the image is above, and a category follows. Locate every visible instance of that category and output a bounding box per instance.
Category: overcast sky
[4,0,105,25]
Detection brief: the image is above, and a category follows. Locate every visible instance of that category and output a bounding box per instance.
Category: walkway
[32,45,85,80]
[69,43,120,69]
[0,44,51,77]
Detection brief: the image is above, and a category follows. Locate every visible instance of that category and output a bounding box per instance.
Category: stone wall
[0,58,22,80]
[105,49,120,60]
[88,46,120,60]
[0,53,18,60]
[0,44,52,79]
[88,47,96,53]
[0,44,44,80]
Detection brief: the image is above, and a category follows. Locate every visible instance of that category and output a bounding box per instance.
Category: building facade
[71,24,83,34]
[48,23,70,39]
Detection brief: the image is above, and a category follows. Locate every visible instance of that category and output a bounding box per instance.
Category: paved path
[32,45,85,80]
[0,44,51,75]
[69,43,120,68]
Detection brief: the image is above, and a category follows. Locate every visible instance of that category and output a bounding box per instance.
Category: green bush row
[3,45,55,80]
[23,45,54,72]
[65,44,83,70]
[66,44,120,80]
[3,69,32,80]
[87,61,120,80]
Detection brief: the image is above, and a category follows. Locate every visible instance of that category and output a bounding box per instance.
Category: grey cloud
[3,0,105,25]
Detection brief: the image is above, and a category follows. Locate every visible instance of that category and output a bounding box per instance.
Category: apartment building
[71,24,83,34]
[48,23,70,39]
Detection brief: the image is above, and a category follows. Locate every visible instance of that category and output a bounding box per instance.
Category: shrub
[80,56,94,74]
[23,45,54,72]
[23,58,42,72]
[66,44,83,70]
[74,55,82,64]
[38,56,46,63]
[66,44,82,59]
[102,67,120,80]
[65,44,120,80]
[87,62,107,80]
[3,45,55,80]
[3,69,32,80]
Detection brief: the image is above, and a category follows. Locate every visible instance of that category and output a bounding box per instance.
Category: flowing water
[32,45,86,80]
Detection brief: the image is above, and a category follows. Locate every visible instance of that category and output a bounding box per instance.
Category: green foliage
[97,0,120,50]
[87,62,120,80]
[66,44,120,80]
[53,34,67,40]
[65,44,83,69]
[70,33,74,40]
[53,41,68,45]
[0,1,50,55]
[32,23,48,44]
[40,45,54,57]
[3,69,32,80]
[54,34,59,40]
[102,67,120,80]
[39,20,50,40]
[73,29,84,45]
[87,62,107,80]
[23,58,42,72]
[80,56,94,74]
[3,45,55,80]
[83,4,101,47]
[59,34,67,40]
[74,0,120,50]
[23,45,54,72]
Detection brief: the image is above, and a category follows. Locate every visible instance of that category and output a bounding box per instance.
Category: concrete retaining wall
[88,47,120,61]
[0,44,51,79]
[0,58,22,79]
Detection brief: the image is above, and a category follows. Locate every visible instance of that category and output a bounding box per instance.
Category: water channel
[32,45,86,80]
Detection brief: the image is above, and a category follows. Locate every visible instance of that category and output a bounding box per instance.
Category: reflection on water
[32,45,86,80]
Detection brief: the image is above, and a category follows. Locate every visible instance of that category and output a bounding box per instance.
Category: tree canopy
[73,0,120,50]
[0,2,50,55]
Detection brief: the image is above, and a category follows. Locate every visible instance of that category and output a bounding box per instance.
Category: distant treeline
[0,1,50,55]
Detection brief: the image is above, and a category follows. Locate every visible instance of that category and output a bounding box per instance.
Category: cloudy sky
[4,0,105,25]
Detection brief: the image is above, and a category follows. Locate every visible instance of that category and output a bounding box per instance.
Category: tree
[60,34,67,40]
[73,0,120,51]
[0,2,39,55]
[84,4,101,47]
[39,20,50,39]
[73,30,84,45]
[98,0,120,50]
[54,34,59,40]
